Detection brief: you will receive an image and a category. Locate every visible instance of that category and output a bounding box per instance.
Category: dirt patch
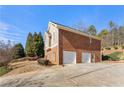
[102,48,124,55]
[3,61,45,77]
[102,60,124,63]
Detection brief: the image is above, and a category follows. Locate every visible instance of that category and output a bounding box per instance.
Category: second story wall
[59,29,101,51]
[44,23,59,50]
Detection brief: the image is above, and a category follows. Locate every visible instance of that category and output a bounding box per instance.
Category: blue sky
[0,5,124,47]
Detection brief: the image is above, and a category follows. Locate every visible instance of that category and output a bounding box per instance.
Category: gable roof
[49,21,101,41]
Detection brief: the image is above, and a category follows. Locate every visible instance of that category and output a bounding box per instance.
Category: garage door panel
[82,52,91,63]
[63,51,76,64]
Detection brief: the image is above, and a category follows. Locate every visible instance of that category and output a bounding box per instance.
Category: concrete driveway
[0,63,124,87]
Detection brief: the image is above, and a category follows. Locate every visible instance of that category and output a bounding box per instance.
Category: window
[49,36,52,47]
[48,32,52,47]
[53,32,56,44]
[45,33,50,48]
[53,32,55,42]
[47,55,50,60]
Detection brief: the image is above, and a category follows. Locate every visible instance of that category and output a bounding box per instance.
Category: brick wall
[59,29,101,64]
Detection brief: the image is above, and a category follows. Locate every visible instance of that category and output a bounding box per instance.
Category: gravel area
[0,63,124,87]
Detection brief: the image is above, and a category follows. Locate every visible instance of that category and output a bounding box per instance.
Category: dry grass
[3,61,46,76]
[102,47,124,55]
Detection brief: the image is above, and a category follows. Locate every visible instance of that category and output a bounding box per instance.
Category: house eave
[49,21,101,41]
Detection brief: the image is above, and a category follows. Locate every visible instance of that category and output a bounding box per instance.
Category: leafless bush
[0,40,14,67]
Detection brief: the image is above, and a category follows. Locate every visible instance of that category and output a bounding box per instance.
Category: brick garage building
[44,22,101,65]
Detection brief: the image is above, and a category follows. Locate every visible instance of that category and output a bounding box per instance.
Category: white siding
[44,22,59,50]
[48,23,58,47]
[44,32,49,49]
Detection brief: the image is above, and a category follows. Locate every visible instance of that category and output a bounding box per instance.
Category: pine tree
[36,32,44,57]
[25,32,44,57]
[33,32,38,56]
[25,32,34,57]
[87,25,97,36]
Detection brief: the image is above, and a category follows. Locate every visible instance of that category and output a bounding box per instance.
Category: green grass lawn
[0,66,10,76]
[120,52,124,60]
[103,52,124,61]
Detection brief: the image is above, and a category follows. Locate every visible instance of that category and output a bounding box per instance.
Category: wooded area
[0,40,13,66]
[98,21,124,48]
[0,32,44,67]
[73,21,124,48]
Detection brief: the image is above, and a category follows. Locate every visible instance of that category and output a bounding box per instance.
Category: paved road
[0,63,124,87]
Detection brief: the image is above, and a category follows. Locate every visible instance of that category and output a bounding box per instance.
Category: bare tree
[72,21,87,33]
[0,40,13,66]
[99,21,124,48]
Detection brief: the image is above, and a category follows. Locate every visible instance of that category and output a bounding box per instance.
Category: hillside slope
[3,61,46,77]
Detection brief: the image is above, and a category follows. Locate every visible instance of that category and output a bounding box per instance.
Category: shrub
[102,52,122,61]
[121,45,124,49]
[0,56,13,67]
[37,58,50,66]
[113,46,118,50]
[105,47,111,50]
[108,55,120,61]
[12,43,25,59]
[0,66,10,76]
[107,52,122,61]
[29,56,39,61]
[102,55,110,61]
[0,61,9,67]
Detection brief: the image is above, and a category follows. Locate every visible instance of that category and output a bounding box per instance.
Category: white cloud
[0,22,26,43]
[0,22,10,31]
[0,35,8,41]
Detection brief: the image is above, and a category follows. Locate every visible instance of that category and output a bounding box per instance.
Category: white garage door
[63,51,76,64]
[82,52,91,63]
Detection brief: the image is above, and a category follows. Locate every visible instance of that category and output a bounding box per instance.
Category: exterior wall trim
[45,44,58,50]
[58,27,60,65]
